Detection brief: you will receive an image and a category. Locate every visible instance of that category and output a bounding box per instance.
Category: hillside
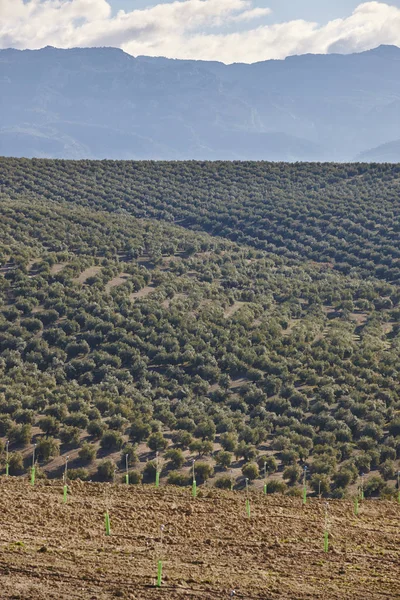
[0,158,399,498]
[2,159,400,282]
[0,480,398,599]
[357,139,400,162]
[1,45,400,161]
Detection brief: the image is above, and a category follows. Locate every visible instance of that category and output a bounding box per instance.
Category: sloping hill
[0,159,399,499]
[1,158,400,282]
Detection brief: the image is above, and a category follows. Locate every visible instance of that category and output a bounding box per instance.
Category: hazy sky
[2,1,400,63]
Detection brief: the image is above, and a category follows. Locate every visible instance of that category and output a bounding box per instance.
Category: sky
[1,1,400,63]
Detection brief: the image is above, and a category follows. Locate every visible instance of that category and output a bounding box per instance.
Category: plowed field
[0,479,398,599]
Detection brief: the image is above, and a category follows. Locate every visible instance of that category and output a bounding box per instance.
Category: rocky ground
[0,479,398,599]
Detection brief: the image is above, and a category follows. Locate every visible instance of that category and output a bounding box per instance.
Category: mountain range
[1,44,400,161]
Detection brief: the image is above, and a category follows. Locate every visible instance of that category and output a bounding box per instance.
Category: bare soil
[130,285,156,302]
[282,319,301,336]
[27,260,40,272]
[105,273,130,293]
[74,267,102,284]
[50,263,68,275]
[0,480,398,599]
[224,302,247,318]
[161,293,187,309]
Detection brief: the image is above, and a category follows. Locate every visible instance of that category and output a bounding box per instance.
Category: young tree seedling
[354,496,359,516]
[156,524,164,587]
[192,458,197,498]
[5,439,9,476]
[263,462,268,495]
[105,510,111,536]
[125,453,129,485]
[155,451,160,488]
[324,502,329,553]
[360,473,364,500]
[63,455,69,503]
[302,466,308,505]
[245,478,250,518]
[104,485,111,535]
[31,443,37,486]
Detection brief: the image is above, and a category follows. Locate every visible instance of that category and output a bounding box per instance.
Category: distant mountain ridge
[357,139,400,162]
[1,45,400,161]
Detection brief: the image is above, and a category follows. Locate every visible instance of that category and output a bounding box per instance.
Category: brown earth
[105,273,130,293]
[223,302,247,318]
[129,285,156,302]
[50,263,68,275]
[0,479,398,600]
[74,267,102,284]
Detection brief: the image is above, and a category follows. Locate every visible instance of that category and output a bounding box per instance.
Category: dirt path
[0,480,398,599]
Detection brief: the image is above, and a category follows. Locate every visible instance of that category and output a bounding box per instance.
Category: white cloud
[228,7,272,22]
[0,1,399,63]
